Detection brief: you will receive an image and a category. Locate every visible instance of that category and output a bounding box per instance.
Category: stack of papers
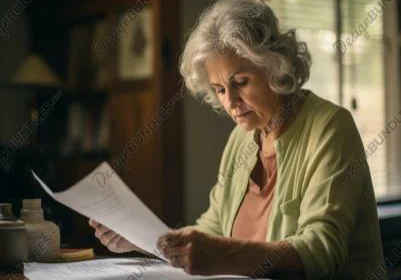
[25,258,247,280]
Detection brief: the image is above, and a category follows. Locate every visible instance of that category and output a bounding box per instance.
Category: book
[43,249,95,263]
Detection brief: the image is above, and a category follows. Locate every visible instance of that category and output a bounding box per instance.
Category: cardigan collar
[252,89,313,149]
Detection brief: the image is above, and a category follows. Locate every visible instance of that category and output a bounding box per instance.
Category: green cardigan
[193,90,386,280]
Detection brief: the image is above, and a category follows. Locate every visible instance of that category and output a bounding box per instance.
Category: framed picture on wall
[66,15,114,91]
[117,6,154,81]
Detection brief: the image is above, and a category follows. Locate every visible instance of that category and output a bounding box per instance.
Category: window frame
[377,0,401,203]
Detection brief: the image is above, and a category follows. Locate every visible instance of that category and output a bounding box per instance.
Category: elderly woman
[89,0,386,279]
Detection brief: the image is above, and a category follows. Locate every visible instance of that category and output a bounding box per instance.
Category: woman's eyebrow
[210,71,245,86]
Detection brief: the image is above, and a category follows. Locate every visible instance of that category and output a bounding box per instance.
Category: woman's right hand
[89,219,143,254]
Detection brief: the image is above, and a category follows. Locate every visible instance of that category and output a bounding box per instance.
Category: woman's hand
[157,228,304,278]
[156,227,247,275]
[89,219,141,254]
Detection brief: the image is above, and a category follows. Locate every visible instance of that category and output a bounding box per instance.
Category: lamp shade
[12,54,62,87]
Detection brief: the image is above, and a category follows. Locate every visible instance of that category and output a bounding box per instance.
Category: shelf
[0,83,62,92]
[63,13,107,25]
[1,85,110,104]
[62,152,110,160]
[62,90,110,104]
[112,78,153,92]
[64,0,152,18]
[56,150,111,161]
[0,84,107,94]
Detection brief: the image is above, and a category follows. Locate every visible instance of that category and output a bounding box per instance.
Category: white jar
[19,199,60,262]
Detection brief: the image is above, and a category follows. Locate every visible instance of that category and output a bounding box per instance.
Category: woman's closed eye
[234,78,248,87]
[231,79,249,92]
[214,79,248,95]
[214,86,225,95]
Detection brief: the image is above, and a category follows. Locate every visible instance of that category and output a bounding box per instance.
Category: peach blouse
[231,150,277,241]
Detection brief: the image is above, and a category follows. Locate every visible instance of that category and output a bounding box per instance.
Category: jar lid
[22,199,42,209]
[20,199,44,221]
[0,219,25,229]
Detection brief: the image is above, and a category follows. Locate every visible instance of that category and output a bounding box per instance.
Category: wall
[180,0,235,224]
[0,0,30,143]
[0,0,235,226]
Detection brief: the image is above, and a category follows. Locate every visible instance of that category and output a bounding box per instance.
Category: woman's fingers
[158,228,197,253]
[89,220,113,242]
[91,222,116,247]
[89,220,111,233]
[162,247,187,267]
[170,255,184,268]
[100,230,118,244]
[102,233,120,252]
[98,231,117,249]
[162,244,188,259]
[89,219,98,228]
[95,224,112,237]
[96,227,136,253]
[89,219,137,253]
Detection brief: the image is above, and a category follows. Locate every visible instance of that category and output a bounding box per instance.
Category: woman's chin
[236,121,258,131]
[233,112,260,131]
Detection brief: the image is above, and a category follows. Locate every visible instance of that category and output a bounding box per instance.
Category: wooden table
[0,275,28,280]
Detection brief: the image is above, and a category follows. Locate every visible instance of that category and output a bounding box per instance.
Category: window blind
[265,0,392,198]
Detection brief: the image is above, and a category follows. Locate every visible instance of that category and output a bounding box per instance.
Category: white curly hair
[180,0,312,112]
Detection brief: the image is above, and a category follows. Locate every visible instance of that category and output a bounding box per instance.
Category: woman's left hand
[157,227,244,275]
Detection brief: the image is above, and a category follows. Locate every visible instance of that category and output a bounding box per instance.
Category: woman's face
[205,52,279,131]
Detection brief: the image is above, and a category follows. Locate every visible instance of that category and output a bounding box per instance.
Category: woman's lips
[235,111,252,118]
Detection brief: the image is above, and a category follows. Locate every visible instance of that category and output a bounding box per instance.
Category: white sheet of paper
[24,258,249,280]
[31,162,170,260]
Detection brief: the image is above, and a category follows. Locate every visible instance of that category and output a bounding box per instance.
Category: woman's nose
[226,87,241,108]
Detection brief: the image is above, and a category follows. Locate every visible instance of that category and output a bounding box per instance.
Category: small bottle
[19,199,60,262]
[0,203,27,275]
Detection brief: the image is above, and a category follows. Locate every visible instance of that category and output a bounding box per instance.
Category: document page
[32,162,170,260]
[24,258,248,280]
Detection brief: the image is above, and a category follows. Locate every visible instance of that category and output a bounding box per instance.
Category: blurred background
[0,0,401,268]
